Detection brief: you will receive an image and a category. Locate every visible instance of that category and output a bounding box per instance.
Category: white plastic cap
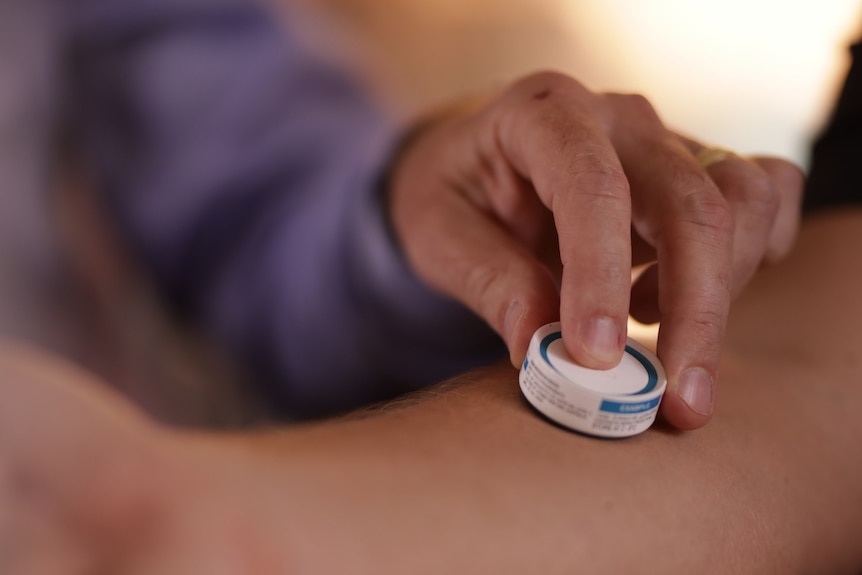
[519,322,667,438]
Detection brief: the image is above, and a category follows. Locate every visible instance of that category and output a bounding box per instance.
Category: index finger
[490,72,633,369]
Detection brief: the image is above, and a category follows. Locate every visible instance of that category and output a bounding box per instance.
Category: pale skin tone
[389,71,804,429]
[2,209,861,574]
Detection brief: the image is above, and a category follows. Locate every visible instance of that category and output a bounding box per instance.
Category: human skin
[388,72,805,429]
[1,209,861,574]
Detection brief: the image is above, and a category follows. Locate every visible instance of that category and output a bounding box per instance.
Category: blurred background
[295,0,862,167]
[2,0,861,426]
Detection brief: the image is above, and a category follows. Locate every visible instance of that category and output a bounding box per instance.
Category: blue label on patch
[599,397,661,413]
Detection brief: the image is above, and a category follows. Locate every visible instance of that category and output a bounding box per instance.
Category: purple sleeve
[65,0,504,418]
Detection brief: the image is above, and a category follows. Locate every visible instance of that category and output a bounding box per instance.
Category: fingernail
[582,316,621,364]
[504,300,524,344]
[677,368,715,416]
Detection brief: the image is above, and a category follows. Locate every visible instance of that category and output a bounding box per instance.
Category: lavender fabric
[62,0,504,418]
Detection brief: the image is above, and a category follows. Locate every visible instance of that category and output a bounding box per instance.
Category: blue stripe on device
[599,397,661,413]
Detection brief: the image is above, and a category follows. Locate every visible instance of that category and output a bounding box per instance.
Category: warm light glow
[559,0,861,167]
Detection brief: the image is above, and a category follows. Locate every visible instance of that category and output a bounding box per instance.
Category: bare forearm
[199,344,854,569]
[4,211,861,574]
[189,210,862,574]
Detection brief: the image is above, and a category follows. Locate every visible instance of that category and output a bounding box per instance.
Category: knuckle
[682,191,734,238]
[568,155,631,201]
[666,300,729,355]
[686,306,728,345]
[592,255,632,294]
[736,170,780,219]
[608,92,660,121]
[562,241,629,284]
[514,70,583,99]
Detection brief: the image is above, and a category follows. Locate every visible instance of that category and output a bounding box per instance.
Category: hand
[387,71,804,430]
